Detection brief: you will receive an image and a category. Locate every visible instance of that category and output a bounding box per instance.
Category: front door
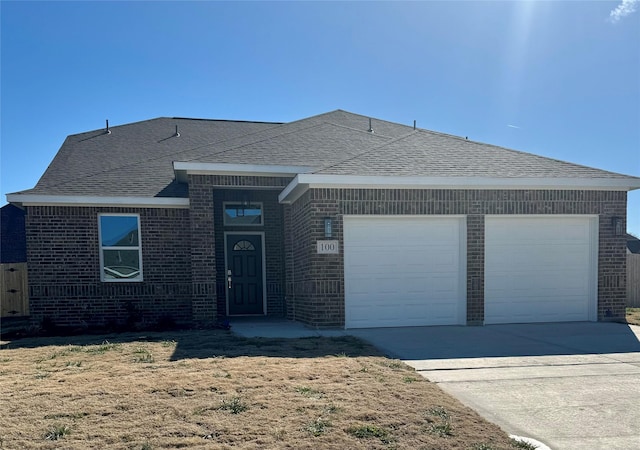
[225,234,265,315]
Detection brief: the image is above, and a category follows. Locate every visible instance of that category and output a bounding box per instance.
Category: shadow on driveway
[347,322,640,360]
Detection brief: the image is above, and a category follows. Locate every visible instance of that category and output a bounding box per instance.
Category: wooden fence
[0,263,29,317]
[629,254,640,308]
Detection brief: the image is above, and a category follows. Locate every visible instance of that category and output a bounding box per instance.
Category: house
[6,110,640,329]
[627,234,640,255]
[1,204,26,264]
[1,203,29,318]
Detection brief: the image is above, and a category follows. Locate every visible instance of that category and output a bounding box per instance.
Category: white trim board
[173,162,315,182]
[6,194,190,208]
[279,174,640,204]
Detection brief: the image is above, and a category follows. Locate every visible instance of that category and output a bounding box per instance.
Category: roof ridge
[416,129,640,179]
[313,130,419,174]
[332,109,416,131]
[34,121,331,190]
[36,121,285,190]
[321,121,395,140]
[170,117,283,125]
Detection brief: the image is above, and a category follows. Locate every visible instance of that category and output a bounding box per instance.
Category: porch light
[612,217,624,236]
[324,217,333,238]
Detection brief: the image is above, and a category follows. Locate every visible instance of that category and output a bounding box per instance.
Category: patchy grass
[626,307,640,326]
[43,424,71,441]
[0,329,520,449]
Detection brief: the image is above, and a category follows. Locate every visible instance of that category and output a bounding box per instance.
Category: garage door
[344,216,466,328]
[485,216,597,324]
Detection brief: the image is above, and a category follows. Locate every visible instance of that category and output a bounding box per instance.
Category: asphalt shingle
[14,110,638,199]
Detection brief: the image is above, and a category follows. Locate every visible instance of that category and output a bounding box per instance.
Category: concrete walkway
[231,319,640,450]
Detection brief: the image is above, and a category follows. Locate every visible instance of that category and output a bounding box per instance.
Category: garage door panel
[344,216,466,328]
[485,216,596,324]
[488,270,590,292]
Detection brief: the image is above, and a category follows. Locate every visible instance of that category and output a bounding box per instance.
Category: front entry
[225,233,265,315]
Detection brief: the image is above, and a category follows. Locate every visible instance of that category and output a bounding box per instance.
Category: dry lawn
[0,330,520,450]
[627,307,640,326]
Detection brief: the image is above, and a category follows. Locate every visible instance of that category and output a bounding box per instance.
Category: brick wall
[24,186,627,329]
[190,174,291,320]
[188,176,217,325]
[26,206,192,327]
[213,189,286,317]
[286,188,628,327]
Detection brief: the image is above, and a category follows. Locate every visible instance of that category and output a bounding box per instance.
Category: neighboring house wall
[26,206,192,327]
[1,205,29,318]
[286,188,628,327]
[1,204,27,263]
[628,254,640,307]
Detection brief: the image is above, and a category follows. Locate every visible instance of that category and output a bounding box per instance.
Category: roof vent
[175,125,180,137]
[413,120,416,130]
[105,119,111,134]
[368,118,374,133]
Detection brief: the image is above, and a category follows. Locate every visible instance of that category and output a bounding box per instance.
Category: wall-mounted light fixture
[612,217,624,236]
[324,217,333,238]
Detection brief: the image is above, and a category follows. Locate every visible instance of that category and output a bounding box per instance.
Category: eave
[6,194,190,209]
[173,162,315,183]
[278,174,640,204]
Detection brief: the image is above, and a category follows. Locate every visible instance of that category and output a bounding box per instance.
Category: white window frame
[223,201,264,226]
[98,213,143,282]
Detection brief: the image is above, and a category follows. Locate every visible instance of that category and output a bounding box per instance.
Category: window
[224,202,263,226]
[233,240,256,251]
[98,214,142,281]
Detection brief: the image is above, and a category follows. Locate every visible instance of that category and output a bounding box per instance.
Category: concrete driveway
[348,322,640,450]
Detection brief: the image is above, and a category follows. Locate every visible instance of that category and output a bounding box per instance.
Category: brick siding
[26,206,192,327]
[212,189,287,317]
[24,185,628,329]
[285,188,628,327]
[189,174,291,322]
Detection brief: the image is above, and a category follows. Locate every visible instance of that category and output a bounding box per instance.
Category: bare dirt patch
[627,307,640,326]
[1,330,520,449]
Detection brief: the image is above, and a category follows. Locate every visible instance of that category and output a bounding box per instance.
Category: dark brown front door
[226,234,264,315]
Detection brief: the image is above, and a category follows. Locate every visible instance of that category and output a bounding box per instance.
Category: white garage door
[344,216,466,328]
[485,216,597,324]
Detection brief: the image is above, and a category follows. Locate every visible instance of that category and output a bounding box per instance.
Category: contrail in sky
[609,0,638,23]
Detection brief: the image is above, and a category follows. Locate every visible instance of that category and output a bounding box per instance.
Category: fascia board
[6,194,190,208]
[278,175,305,204]
[173,162,315,177]
[304,175,640,190]
[278,174,640,204]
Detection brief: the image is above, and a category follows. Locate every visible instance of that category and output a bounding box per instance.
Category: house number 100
[317,240,339,254]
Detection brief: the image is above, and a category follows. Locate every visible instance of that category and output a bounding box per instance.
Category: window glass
[233,240,256,251]
[224,203,263,226]
[100,215,139,246]
[99,215,142,282]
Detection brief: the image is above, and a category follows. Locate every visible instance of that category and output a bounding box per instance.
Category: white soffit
[278,174,640,204]
[173,162,315,182]
[6,194,190,208]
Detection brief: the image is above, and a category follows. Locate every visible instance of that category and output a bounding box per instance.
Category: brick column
[466,214,485,325]
[598,191,627,321]
[188,175,217,325]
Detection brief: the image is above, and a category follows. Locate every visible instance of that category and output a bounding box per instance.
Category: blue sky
[2,1,639,234]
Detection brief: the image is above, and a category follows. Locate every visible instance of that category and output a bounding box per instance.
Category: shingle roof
[12,110,639,199]
[25,117,280,197]
[314,129,634,178]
